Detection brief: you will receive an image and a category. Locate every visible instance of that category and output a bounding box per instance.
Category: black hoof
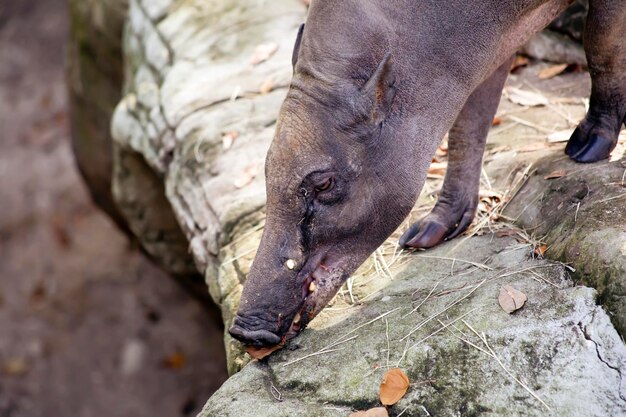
[399,206,475,250]
[399,220,448,249]
[570,133,617,163]
[566,109,624,163]
[564,126,587,157]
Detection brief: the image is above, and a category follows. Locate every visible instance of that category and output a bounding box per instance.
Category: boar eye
[314,177,334,193]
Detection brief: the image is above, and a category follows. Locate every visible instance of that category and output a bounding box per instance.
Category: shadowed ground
[0,2,227,416]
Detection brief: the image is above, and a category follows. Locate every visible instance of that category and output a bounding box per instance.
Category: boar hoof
[565,118,623,163]
[399,208,475,249]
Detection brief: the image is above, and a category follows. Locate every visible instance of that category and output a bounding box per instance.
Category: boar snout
[228,318,282,347]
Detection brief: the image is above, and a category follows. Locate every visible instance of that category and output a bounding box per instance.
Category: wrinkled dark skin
[230,0,626,347]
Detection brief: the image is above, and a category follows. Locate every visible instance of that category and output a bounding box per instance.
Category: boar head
[229,26,423,348]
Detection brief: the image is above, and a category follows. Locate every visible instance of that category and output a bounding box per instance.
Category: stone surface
[110,0,308,373]
[201,235,626,416]
[506,155,626,335]
[67,0,129,229]
[0,2,227,416]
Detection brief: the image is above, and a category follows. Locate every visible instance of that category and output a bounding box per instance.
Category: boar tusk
[308,281,317,293]
[293,312,301,324]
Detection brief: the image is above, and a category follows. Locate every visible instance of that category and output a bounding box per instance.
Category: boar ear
[292,23,305,68]
[360,52,396,124]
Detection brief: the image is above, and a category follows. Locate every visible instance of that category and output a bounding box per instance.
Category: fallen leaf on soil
[52,216,71,248]
[222,131,239,149]
[3,358,29,376]
[249,42,278,65]
[544,170,566,180]
[495,227,522,238]
[245,344,283,360]
[348,407,389,417]
[547,128,575,143]
[259,78,274,94]
[498,285,528,313]
[30,281,46,304]
[427,162,447,178]
[510,55,529,73]
[234,164,259,188]
[517,142,551,152]
[380,368,410,405]
[479,189,503,200]
[434,138,448,159]
[534,244,548,258]
[162,352,186,369]
[504,87,549,107]
[537,63,568,80]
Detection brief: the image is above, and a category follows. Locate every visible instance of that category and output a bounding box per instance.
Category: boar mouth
[230,249,348,350]
[283,249,348,339]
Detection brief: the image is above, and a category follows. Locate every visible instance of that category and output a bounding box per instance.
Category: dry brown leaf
[537,63,568,80]
[234,164,259,188]
[534,244,548,258]
[544,170,566,180]
[245,344,283,360]
[222,131,239,150]
[498,285,528,314]
[348,407,389,417]
[249,42,278,65]
[495,227,522,238]
[547,129,574,143]
[30,281,46,304]
[162,352,186,369]
[492,116,502,126]
[427,162,447,178]
[504,87,549,107]
[517,142,551,153]
[259,78,274,94]
[479,189,503,200]
[510,55,529,73]
[3,358,29,376]
[380,368,409,405]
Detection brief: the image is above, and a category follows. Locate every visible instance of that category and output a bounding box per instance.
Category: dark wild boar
[229,0,626,348]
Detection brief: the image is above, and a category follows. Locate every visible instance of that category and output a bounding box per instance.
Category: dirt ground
[0,2,228,417]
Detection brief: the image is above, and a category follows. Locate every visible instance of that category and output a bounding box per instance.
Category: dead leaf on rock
[162,352,186,369]
[492,116,502,126]
[30,281,46,304]
[249,42,278,65]
[504,87,549,107]
[534,244,548,258]
[510,55,529,73]
[222,131,238,149]
[434,139,448,160]
[348,407,389,417]
[537,63,568,80]
[3,358,29,376]
[380,368,409,405]
[547,129,574,143]
[544,170,566,180]
[234,164,259,188]
[245,344,283,360]
[517,142,551,153]
[259,78,274,94]
[498,285,528,314]
[427,162,447,179]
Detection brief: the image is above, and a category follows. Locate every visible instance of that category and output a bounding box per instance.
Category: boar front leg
[399,56,514,249]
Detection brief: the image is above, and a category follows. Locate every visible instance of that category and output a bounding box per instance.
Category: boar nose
[229,323,282,347]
